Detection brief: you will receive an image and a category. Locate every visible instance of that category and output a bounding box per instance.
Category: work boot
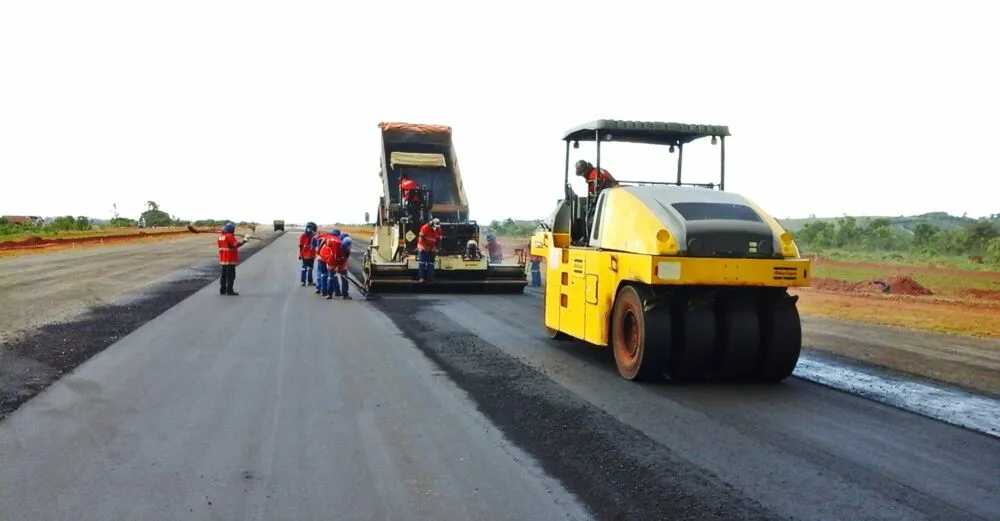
[226,291,239,296]
[342,294,352,300]
[325,294,333,300]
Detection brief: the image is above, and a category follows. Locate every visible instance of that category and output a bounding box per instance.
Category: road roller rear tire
[668,304,715,381]
[611,285,668,381]
[714,300,761,381]
[756,298,803,382]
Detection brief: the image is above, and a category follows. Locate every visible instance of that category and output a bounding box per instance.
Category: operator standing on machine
[218,222,248,296]
[399,173,422,220]
[575,160,619,196]
[417,217,442,283]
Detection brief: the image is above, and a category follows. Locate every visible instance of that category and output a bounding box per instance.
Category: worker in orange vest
[330,233,353,300]
[298,222,317,286]
[417,218,442,283]
[217,222,248,295]
[317,230,338,298]
[399,173,423,220]
[575,160,619,196]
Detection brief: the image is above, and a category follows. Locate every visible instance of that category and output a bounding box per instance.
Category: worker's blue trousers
[300,258,314,285]
[417,251,435,281]
[316,262,328,294]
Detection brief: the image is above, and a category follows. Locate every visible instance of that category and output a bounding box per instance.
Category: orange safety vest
[299,233,315,259]
[217,232,240,265]
[417,223,441,251]
[318,241,333,264]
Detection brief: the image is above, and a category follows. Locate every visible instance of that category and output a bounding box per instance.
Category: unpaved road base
[0,231,282,419]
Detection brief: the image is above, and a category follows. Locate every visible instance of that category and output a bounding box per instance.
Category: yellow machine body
[532,185,811,346]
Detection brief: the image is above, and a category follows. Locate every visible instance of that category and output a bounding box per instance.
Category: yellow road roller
[529,120,812,382]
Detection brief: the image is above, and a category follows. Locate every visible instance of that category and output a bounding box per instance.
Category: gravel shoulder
[0,230,281,420]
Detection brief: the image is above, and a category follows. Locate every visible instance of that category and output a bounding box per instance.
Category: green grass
[0,227,189,242]
[807,249,998,271]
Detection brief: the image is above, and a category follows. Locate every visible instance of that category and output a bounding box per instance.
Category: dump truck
[361,121,527,293]
[530,120,811,383]
[273,220,285,232]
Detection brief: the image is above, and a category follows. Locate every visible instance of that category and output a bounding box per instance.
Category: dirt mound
[810,275,933,296]
[882,275,934,296]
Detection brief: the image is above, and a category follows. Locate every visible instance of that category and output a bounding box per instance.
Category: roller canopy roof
[563,119,731,146]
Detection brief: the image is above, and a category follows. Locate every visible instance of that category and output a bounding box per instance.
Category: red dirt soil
[809,275,933,296]
[0,229,216,251]
[811,254,1000,279]
[960,288,1000,301]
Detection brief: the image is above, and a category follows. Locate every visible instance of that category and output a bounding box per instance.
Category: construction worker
[575,160,619,196]
[332,233,353,300]
[417,217,442,283]
[399,173,420,201]
[317,230,339,297]
[314,229,335,295]
[529,254,542,287]
[298,222,317,286]
[399,173,423,220]
[217,222,248,295]
[485,233,503,263]
[464,239,481,260]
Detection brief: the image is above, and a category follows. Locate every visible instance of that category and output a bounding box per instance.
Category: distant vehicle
[273,220,285,231]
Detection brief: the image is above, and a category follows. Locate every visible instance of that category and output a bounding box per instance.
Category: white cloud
[2,0,997,224]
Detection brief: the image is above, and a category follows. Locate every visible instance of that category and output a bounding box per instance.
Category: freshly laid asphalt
[1,232,997,521]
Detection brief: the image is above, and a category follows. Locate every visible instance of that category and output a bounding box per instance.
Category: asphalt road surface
[1,233,997,521]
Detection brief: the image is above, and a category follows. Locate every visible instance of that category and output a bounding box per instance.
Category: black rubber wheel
[714,301,761,380]
[611,285,667,381]
[362,251,373,292]
[668,305,715,381]
[756,300,802,382]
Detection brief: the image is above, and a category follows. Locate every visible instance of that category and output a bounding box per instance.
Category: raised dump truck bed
[377,122,470,223]
[363,122,527,294]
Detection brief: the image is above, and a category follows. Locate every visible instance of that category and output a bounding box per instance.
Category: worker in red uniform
[485,233,503,263]
[417,217,442,283]
[217,222,248,295]
[575,160,619,196]
[399,173,420,201]
[318,232,340,298]
[331,233,353,300]
[399,173,426,221]
[298,222,317,287]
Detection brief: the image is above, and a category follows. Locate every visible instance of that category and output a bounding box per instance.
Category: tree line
[0,200,255,237]
[791,214,1000,265]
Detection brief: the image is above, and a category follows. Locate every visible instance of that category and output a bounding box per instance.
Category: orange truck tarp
[378,121,452,135]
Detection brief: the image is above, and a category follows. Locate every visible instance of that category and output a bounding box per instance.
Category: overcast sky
[1,1,996,225]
